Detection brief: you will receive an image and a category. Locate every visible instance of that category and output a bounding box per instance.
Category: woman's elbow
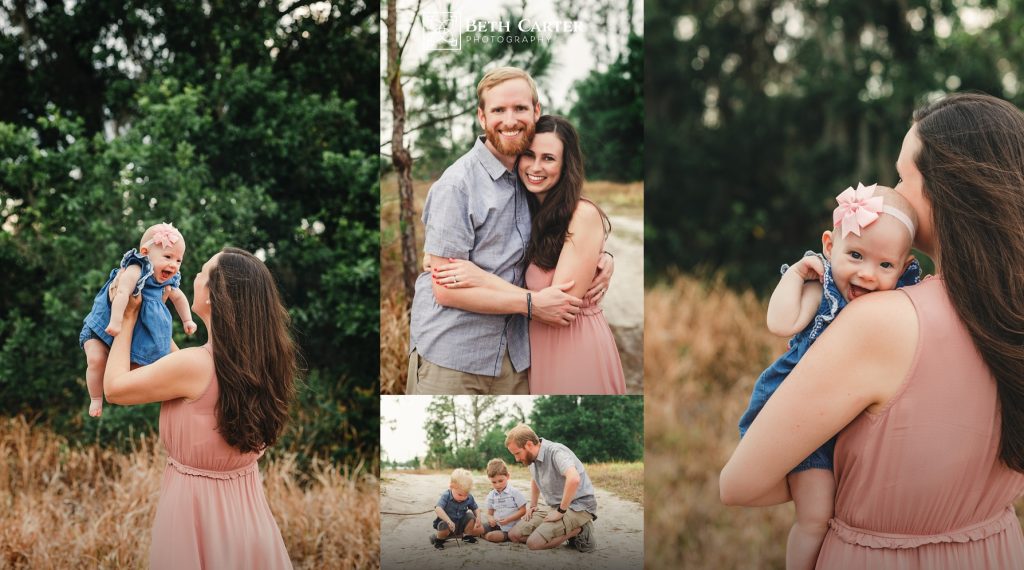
[432,283,457,307]
[718,465,752,506]
[104,380,127,404]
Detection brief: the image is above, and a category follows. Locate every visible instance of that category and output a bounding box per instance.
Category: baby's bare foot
[89,398,103,417]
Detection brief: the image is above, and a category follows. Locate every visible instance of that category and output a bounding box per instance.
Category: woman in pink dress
[434,115,626,394]
[104,247,295,569]
[720,93,1024,568]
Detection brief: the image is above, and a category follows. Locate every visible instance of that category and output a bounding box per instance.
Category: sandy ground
[604,214,644,394]
[380,472,643,570]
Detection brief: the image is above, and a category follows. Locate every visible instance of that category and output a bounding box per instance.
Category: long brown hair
[523,115,610,270]
[207,247,297,454]
[913,93,1024,471]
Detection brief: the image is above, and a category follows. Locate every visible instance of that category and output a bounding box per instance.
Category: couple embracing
[407,67,626,395]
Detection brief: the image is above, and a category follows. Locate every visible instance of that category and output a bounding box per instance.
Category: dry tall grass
[379,175,430,394]
[644,273,1024,569]
[0,416,379,569]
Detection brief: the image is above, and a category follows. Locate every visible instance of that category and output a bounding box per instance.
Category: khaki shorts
[406,349,528,395]
[512,507,594,542]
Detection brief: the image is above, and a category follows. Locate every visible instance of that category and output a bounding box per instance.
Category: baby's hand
[792,255,825,283]
[183,320,198,335]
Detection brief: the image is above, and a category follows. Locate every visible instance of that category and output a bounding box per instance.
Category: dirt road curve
[604,214,643,393]
[381,472,643,569]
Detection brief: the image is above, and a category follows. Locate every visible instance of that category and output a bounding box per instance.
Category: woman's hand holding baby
[124,292,143,319]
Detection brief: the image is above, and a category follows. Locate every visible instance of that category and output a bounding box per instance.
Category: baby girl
[738,184,921,570]
[79,223,196,417]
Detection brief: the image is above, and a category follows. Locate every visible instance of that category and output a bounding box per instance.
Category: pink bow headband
[143,223,182,249]
[832,183,915,239]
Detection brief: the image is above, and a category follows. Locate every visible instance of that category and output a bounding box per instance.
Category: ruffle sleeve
[118,248,155,296]
[897,258,922,288]
[807,256,845,341]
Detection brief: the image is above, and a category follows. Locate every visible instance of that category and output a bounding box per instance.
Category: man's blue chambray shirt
[409,136,531,376]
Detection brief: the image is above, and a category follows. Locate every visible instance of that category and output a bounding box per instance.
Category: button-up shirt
[410,136,531,376]
[529,438,597,514]
[486,484,529,531]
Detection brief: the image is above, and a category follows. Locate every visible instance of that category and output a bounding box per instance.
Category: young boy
[481,458,528,543]
[430,468,484,550]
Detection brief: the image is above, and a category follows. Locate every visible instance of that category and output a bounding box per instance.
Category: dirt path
[604,214,644,394]
[381,472,643,569]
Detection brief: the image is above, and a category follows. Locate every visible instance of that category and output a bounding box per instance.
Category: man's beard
[485,119,535,157]
[522,448,537,466]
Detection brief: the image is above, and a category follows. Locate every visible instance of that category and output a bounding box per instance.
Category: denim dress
[737,252,921,472]
[79,249,181,365]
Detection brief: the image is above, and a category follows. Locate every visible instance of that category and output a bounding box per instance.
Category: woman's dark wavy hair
[913,92,1024,472]
[522,115,610,270]
[207,247,297,454]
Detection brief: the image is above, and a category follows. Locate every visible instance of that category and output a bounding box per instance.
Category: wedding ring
[452,276,458,284]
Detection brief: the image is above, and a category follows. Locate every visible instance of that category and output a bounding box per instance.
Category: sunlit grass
[0,416,379,569]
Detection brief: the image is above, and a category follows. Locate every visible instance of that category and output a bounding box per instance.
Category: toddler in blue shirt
[430,468,484,549]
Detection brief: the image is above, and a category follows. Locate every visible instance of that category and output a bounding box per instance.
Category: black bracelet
[603,250,614,259]
[557,506,566,514]
[527,292,532,320]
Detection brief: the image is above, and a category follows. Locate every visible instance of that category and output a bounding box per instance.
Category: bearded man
[504,423,597,551]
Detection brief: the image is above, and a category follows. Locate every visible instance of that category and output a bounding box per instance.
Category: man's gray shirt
[409,136,531,376]
[529,438,598,515]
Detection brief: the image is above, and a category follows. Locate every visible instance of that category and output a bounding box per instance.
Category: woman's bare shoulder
[826,290,918,408]
[570,199,604,232]
[167,345,215,372]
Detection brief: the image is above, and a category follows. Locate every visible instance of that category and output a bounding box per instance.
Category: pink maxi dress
[525,263,626,394]
[817,278,1024,569]
[150,346,292,569]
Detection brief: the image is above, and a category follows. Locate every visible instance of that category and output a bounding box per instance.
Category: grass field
[0,416,379,568]
[379,174,644,393]
[643,273,1024,569]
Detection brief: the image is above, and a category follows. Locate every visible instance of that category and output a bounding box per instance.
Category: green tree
[646,0,1023,289]
[0,1,379,467]
[570,33,644,181]
[530,395,643,462]
[424,396,458,468]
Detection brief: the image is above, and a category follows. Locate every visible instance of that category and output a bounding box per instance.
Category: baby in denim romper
[737,184,920,570]
[79,223,196,417]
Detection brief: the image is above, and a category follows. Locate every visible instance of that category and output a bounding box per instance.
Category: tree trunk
[386,0,420,309]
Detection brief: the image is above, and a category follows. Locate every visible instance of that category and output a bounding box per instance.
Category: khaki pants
[406,349,529,395]
[512,507,594,542]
